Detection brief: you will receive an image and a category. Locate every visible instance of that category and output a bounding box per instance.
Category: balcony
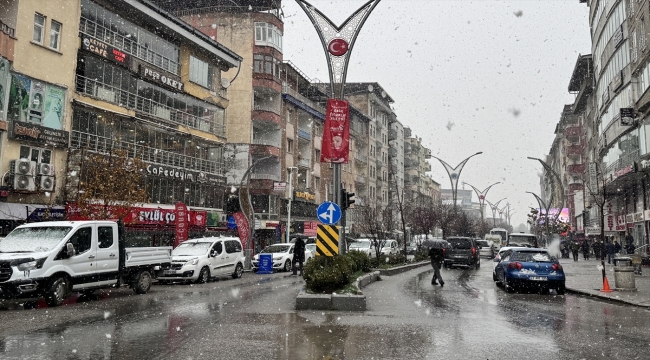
[424,163,432,171]
[388,147,398,158]
[75,76,225,138]
[376,159,384,168]
[298,128,311,140]
[355,174,366,184]
[566,144,584,159]
[297,158,311,168]
[355,152,368,164]
[404,142,412,153]
[252,137,281,148]
[388,128,397,141]
[424,149,432,159]
[250,144,280,157]
[250,172,281,182]
[0,19,16,62]
[568,176,583,186]
[71,131,224,175]
[567,163,586,174]
[565,125,581,142]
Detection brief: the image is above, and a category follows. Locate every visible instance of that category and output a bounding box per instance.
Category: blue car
[493,248,565,294]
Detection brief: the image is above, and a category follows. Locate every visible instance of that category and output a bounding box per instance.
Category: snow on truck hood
[0,251,51,262]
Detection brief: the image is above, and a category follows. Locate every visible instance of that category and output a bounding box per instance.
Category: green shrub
[346,251,371,272]
[303,255,352,293]
[414,249,430,262]
[386,254,407,264]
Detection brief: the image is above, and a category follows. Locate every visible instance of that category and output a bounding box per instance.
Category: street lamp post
[485,198,506,227]
[297,0,381,253]
[286,167,298,244]
[432,152,483,210]
[526,191,560,248]
[464,181,500,222]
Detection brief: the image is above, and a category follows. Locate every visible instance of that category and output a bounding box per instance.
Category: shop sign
[174,202,189,247]
[615,214,626,231]
[233,211,250,249]
[620,108,635,126]
[146,164,225,185]
[626,214,634,224]
[66,203,207,227]
[294,190,315,202]
[139,64,183,92]
[605,214,615,231]
[9,121,69,147]
[81,34,130,67]
[273,181,287,191]
[27,207,65,221]
[585,226,601,235]
[634,212,644,223]
[644,209,650,221]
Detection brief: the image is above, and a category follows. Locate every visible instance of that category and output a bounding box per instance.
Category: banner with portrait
[6,72,65,130]
[320,98,350,163]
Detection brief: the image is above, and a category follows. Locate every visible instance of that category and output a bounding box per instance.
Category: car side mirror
[66,243,75,257]
[209,251,216,257]
[493,257,500,263]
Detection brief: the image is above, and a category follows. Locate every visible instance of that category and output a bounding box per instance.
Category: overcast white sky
[280,0,591,228]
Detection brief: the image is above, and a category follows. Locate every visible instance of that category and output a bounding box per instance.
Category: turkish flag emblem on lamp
[320,98,350,163]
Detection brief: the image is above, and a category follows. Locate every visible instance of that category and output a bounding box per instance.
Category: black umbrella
[421,239,448,249]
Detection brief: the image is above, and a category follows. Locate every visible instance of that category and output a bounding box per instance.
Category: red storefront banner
[320,98,350,163]
[303,221,319,236]
[233,211,250,250]
[174,202,189,247]
[65,203,207,227]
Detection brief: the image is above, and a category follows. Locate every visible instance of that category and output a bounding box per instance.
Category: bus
[489,228,508,247]
[508,232,539,248]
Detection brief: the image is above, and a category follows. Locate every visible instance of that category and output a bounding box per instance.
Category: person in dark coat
[581,241,590,260]
[292,237,305,276]
[614,240,621,255]
[428,246,445,287]
[571,241,580,261]
[605,240,616,264]
[592,240,602,259]
[625,241,636,254]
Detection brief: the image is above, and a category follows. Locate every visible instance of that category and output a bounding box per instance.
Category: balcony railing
[71,131,224,175]
[298,158,311,167]
[252,138,282,148]
[76,76,225,137]
[250,172,281,182]
[298,129,311,140]
[253,103,282,116]
[281,85,326,114]
[355,153,368,163]
[388,128,397,141]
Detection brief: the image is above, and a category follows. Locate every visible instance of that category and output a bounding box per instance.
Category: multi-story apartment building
[403,128,436,204]
[0,0,242,240]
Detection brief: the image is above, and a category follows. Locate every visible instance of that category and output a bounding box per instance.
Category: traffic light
[341,189,355,210]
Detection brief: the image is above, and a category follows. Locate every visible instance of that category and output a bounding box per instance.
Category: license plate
[530,276,547,281]
[163,270,176,275]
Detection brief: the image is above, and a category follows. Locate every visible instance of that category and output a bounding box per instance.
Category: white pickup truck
[0,220,172,306]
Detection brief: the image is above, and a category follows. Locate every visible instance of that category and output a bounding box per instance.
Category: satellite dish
[221,78,231,89]
[367,84,374,92]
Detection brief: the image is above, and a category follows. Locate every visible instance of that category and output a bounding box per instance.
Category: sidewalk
[560,257,650,307]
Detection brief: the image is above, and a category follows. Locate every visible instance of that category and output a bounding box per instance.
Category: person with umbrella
[427,241,445,287]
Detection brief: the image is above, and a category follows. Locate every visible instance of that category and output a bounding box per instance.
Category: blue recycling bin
[257,254,273,274]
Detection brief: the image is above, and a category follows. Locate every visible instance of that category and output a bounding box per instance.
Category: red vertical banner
[233,211,250,250]
[174,202,188,247]
[320,98,350,163]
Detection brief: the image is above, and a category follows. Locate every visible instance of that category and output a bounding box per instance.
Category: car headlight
[17,258,46,271]
[273,255,283,260]
[186,258,199,265]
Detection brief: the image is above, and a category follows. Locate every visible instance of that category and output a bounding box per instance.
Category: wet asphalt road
[1,262,649,360]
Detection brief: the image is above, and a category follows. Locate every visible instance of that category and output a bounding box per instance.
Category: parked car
[251,243,313,272]
[493,248,565,294]
[158,237,245,284]
[492,246,526,279]
[381,240,399,256]
[305,243,317,260]
[349,240,374,258]
[476,239,495,258]
[443,237,480,269]
[0,221,171,306]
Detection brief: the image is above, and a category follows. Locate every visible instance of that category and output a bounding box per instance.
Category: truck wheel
[232,263,243,279]
[45,276,69,307]
[196,267,210,284]
[133,270,152,294]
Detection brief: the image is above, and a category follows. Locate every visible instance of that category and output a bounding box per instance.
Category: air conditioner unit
[39,176,55,191]
[37,163,55,176]
[11,159,36,176]
[13,174,36,191]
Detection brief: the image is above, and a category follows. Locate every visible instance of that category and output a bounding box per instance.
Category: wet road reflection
[1,266,649,359]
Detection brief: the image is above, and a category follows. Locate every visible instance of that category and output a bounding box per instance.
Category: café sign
[139,64,184,92]
[294,190,315,202]
[81,34,130,67]
[146,164,225,186]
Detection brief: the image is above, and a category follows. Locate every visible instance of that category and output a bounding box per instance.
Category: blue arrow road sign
[317,201,341,225]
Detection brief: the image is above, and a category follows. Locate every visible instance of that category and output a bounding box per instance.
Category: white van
[158,237,245,283]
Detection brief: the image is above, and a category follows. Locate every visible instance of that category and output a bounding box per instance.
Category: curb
[565,287,650,308]
[376,261,431,276]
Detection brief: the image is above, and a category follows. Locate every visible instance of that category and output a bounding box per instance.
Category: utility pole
[286,167,297,243]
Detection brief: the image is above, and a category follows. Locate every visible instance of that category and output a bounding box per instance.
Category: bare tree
[435,203,457,238]
[387,160,409,258]
[67,147,149,220]
[408,205,437,239]
[355,203,390,260]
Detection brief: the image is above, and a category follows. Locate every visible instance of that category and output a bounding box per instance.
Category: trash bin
[613,257,636,291]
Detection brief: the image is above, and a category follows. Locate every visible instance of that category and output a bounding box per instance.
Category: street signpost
[317,201,342,225]
[316,225,339,256]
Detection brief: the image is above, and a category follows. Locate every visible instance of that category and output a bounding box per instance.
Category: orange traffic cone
[600,276,614,293]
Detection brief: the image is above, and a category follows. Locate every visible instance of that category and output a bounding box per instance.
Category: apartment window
[315,149,321,160]
[20,145,51,164]
[287,138,293,153]
[315,177,320,190]
[33,13,45,44]
[253,55,281,77]
[50,20,62,50]
[254,22,283,51]
[189,55,213,89]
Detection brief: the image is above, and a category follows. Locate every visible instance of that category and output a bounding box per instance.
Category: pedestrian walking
[592,240,602,259]
[581,241,590,260]
[625,240,636,255]
[571,241,580,261]
[292,237,305,276]
[605,240,616,264]
[428,246,445,287]
[614,240,622,255]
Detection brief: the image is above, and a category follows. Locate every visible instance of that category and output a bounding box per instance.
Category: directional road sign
[316,201,341,225]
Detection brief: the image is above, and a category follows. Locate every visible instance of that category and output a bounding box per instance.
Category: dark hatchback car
[444,237,480,269]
